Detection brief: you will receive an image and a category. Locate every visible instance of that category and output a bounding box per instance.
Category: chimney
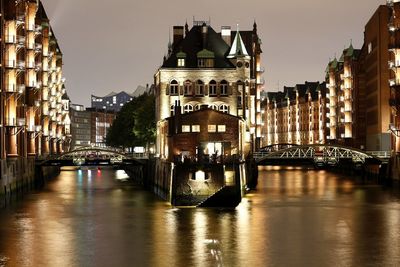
[202,23,208,49]
[173,26,184,46]
[221,26,231,45]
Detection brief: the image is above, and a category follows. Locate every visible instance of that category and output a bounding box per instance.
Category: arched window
[219,104,229,113]
[209,80,217,96]
[169,80,179,95]
[183,104,193,113]
[195,104,202,111]
[209,104,218,110]
[220,80,228,96]
[195,80,204,96]
[184,80,193,96]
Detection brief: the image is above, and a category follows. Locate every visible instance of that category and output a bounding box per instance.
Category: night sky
[41,0,384,106]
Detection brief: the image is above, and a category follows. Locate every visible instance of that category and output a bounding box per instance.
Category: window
[198,58,205,68]
[177,58,185,67]
[195,80,204,96]
[195,104,202,111]
[183,104,193,113]
[192,125,200,132]
[184,80,192,96]
[208,125,216,132]
[219,104,229,113]
[237,96,242,108]
[218,125,226,132]
[182,125,191,133]
[169,80,179,95]
[209,80,217,96]
[220,80,228,95]
[209,104,218,110]
[368,42,372,54]
[113,96,117,104]
[170,105,175,116]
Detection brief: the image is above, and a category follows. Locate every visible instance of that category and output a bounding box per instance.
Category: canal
[1,166,400,267]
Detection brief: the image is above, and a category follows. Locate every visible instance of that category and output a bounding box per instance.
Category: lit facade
[155,21,263,159]
[388,0,400,153]
[0,0,71,158]
[325,44,364,148]
[263,82,327,146]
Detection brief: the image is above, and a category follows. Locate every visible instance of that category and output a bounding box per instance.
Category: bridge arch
[41,146,143,166]
[255,144,383,165]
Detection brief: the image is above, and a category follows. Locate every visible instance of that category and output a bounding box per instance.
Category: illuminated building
[91,84,153,112]
[153,21,262,206]
[0,0,71,192]
[325,44,365,148]
[263,82,327,145]
[155,20,263,157]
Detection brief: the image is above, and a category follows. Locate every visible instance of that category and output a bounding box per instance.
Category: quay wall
[0,158,60,199]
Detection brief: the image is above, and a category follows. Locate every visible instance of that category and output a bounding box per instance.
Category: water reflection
[0,166,399,266]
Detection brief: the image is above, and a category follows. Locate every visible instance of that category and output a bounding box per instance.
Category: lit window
[192,125,200,132]
[182,125,191,133]
[184,80,192,96]
[195,80,204,96]
[220,80,228,95]
[208,125,216,132]
[209,80,217,96]
[368,42,372,54]
[219,104,229,113]
[218,125,226,132]
[209,104,218,110]
[198,58,205,67]
[113,96,117,104]
[169,80,179,95]
[178,58,185,67]
[183,104,193,113]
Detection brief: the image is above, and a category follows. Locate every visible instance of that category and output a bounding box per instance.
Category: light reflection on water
[0,166,399,266]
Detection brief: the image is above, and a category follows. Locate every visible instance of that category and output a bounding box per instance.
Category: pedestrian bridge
[39,147,145,166]
[254,144,390,165]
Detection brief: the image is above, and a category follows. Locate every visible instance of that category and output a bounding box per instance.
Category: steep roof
[227,29,249,58]
[162,25,235,69]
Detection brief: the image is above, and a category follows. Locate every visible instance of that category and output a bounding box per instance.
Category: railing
[367,151,391,158]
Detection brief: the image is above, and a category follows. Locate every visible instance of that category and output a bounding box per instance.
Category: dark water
[1,166,400,267]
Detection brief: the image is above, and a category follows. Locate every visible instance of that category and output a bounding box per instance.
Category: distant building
[91,85,153,112]
[263,82,328,146]
[86,108,116,147]
[70,104,91,149]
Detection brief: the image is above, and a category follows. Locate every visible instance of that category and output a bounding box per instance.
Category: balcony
[26,61,35,69]
[4,118,25,127]
[17,85,26,94]
[5,35,16,44]
[16,60,25,69]
[5,60,16,68]
[389,78,400,86]
[257,78,265,85]
[17,35,25,46]
[256,67,265,73]
[4,84,16,93]
[35,43,43,51]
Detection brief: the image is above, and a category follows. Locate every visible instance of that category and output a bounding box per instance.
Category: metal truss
[254,144,384,164]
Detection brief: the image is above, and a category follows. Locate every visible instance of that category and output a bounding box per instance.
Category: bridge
[254,144,390,166]
[39,146,145,167]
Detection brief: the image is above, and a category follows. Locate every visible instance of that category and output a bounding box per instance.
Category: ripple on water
[0,256,9,267]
